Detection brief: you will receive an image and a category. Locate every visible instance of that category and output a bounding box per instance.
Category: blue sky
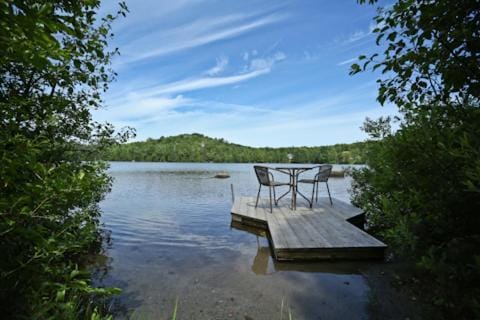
[94,0,394,147]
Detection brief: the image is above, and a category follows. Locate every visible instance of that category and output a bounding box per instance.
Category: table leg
[295,169,313,208]
[290,172,294,210]
[293,171,297,210]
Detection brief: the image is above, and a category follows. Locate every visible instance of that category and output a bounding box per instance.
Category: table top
[274,165,317,170]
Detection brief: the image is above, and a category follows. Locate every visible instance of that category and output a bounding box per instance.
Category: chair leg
[310,183,315,208]
[326,182,332,206]
[315,181,319,203]
[269,186,273,213]
[255,184,261,208]
[273,186,277,205]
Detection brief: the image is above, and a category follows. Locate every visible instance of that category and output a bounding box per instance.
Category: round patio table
[274,165,317,210]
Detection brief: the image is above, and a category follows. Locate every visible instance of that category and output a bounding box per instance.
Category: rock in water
[330,170,345,177]
[214,172,230,179]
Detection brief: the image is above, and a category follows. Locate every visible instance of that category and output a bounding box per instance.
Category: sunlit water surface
[95,162,375,320]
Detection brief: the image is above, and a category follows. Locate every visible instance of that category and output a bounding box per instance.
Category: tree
[0,1,132,318]
[98,133,371,164]
[354,0,480,109]
[351,0,480,318]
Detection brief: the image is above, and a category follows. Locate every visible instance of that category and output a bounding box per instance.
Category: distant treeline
[97,133,372,164]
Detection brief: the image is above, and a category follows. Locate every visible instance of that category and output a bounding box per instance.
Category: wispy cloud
[119,13,287,64]
[93,1,391,146]
[99,51,287,124]
[122,52,285,98]
[108,96,396,147]
[243,49,258,61]
[206,56,229,76]
[302,50,322,62]
[337,57,357,66]
[96,78,396,147]
[138,69,270,97]
[96,95,190,121]
[335,21,381,46]
[100,0,201,34]
[344,30,369,44]
[245,51,286,72]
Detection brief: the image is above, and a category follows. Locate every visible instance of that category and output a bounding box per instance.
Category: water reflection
[95,162,371,319]
[252,245,271,275]
[231,220,366,276]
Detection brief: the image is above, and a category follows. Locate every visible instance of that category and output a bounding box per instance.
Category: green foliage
[97,133,371,164]
[0,1,131,318]
[351,0,480,110]
[353,106,480,318]
[351,0,480,318]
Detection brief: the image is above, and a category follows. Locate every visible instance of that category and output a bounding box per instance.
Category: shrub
[0,1,131,318]
[352,0,480,317]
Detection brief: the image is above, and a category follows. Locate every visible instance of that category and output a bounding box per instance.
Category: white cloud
[121,98,396,147]
[120,51,286,98]
[100,80,397,147]
[242,49,259,61]
[206,56,229,76]
[343,30,368,44]
[100,0,199,33]
[249,59,271,70]
[100,49,288,128]
[119,13,287,64]
[336,21,384,46]
[138,69,271,97]
[337,57,357,66]
[248,51,286,71]
[303,50,320,61]
[273,51,286,60]
[95,95,190,121]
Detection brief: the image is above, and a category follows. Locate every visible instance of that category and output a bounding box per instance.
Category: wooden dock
[231,197,386,261]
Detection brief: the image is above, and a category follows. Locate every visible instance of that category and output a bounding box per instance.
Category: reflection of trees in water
[88,229,143,318]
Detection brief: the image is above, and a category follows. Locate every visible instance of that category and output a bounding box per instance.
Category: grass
[172,296,178,320]
[280,296,294,320]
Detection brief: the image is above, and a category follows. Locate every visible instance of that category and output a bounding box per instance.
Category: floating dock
[231,197,386,261]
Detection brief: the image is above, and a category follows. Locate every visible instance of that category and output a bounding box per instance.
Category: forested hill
[101,133,371,164]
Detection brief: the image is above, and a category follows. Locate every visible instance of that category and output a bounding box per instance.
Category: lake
[95,162,377,320]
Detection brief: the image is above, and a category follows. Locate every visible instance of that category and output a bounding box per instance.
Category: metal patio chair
[254,166,291,213]
[297,164,333,207]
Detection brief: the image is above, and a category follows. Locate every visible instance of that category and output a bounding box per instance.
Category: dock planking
[231,197,386,261]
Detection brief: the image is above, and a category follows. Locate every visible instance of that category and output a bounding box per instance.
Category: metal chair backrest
[316,165,332,182]
[254,166,271,186]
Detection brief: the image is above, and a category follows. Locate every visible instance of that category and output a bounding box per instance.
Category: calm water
[95,162,374,320]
